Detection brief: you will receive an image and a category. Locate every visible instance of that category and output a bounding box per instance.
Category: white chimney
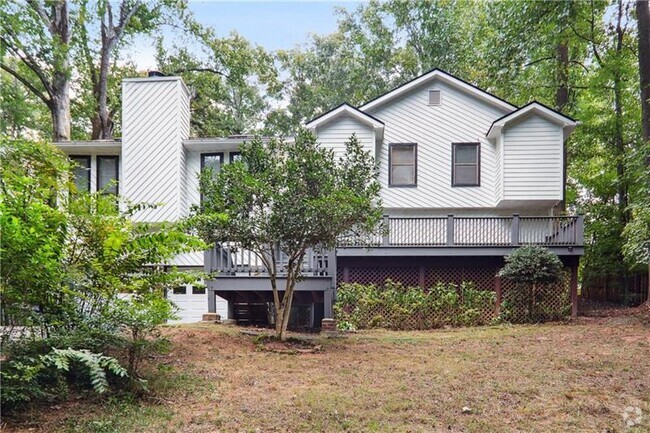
[121,76,190,222]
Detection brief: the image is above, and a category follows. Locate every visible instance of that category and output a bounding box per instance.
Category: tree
[0,137,206,333]
[75,0,189,139]
[190,131,382,340]
[638,1,650,144]
[0,1,72,141]
[498,246,565,322]
[155,19,281,137]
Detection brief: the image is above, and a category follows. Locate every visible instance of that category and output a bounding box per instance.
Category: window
[201,153,224,177]
[172,286,187,295]
[428,90,441,106]
[192,286,206,295]
[452,143,480,186]
[97,156,119,195]
[389,143,417,187]
[229,152,241,163]
[70,155,90,193]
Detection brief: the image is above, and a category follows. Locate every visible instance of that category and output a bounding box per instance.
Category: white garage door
[167,284,228,323]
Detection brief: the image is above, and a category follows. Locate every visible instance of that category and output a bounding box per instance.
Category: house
[56,69,583,326]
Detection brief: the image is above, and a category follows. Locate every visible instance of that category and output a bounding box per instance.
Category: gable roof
[359,68,517,112]
[305,103,384,130]
[486,101,578,140]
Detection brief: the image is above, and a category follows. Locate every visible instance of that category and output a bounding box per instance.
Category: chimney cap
[148,70,165,77]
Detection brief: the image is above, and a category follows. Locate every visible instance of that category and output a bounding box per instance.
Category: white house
[56,69,582,326]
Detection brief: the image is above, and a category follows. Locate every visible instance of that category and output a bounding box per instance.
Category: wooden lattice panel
[500,272,571,323]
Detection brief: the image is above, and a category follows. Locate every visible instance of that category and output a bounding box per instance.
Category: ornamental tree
[190,130,382,340]
[498,245,565,322]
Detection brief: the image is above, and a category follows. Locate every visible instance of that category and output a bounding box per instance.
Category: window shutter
[428,90,441,106]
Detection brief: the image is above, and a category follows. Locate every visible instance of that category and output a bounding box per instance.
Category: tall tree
[638,1,650,144]
[0,1,72,141]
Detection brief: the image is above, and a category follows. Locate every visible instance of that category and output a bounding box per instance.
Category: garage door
[167,284,228,323]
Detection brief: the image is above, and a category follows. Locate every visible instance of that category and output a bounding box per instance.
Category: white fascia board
[305,104,384,131]
[486,103,578,141]
[359,69,517,112]
[54,140,122,154]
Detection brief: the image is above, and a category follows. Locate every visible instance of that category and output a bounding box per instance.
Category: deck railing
[206,243,332,276]
[340,214,584,248]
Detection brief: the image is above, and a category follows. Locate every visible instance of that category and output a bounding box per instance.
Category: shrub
[334,280,496,330]
[1,347,127,412]
[498,246,566,323]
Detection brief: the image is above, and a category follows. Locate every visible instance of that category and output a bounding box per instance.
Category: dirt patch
[253,334,322,354]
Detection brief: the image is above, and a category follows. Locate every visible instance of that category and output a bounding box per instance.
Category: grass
[2,310,649,432]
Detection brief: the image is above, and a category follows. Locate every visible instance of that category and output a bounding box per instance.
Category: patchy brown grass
[3,311,650,433]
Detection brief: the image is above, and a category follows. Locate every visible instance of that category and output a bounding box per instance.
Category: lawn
[3,309,649,432]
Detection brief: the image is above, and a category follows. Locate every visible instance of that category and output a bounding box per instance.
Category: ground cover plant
[2,308,648,432]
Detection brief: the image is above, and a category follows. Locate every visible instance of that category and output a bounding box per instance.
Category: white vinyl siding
[368,80,507,209]
[121,78,190,222]
[315,116,375,159]
[502,115,563,201]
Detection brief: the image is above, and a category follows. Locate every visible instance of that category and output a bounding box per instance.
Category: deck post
[382,214,390,246]
[494,275,502,317]
[419,266,426,288]
[324,289,334,318]
[576,214,584,246]
[511,214,520,246]
[446,215,454,246]
[207,287,216,313]
[570,260,579,317]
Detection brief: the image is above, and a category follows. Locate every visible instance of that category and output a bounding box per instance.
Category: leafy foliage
[190,131,382,340]
[42,348,128,394]
[335,280,496,330]
[499,246,566,322]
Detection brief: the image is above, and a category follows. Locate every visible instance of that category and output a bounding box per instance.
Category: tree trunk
[556,42,570,213]
[614,0,629,224]
[51,79,71,141]
[638,1,650,144]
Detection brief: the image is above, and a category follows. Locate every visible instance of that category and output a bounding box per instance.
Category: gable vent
[428,90,441,106]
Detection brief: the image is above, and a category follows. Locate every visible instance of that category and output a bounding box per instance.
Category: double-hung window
[389,143,417,187]
[201,153,224,178]
[452,143,480,186]
[97,156,119,195]
[70,155,91,193]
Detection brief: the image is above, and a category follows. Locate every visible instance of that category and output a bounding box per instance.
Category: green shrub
[498,246,567,323]
[1,347,127,412]
[334,280,496,330]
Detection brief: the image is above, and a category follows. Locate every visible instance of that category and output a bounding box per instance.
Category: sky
[130,1,364,70]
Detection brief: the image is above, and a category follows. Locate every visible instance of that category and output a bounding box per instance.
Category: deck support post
[207,289,216,313]
[570,259,579,317]
[446,215,454,246]
[494,275,502,317]
[324,288,334,318]
[419,266,426,288]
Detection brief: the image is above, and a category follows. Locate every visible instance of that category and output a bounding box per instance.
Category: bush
[1,347,127,412]
[334,280,496,330]
[498,246,567,323]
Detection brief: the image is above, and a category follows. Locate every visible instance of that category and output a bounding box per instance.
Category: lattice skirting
[336,263,572,326]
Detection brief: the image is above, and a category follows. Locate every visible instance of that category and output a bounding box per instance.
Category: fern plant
[41,348,128,394]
